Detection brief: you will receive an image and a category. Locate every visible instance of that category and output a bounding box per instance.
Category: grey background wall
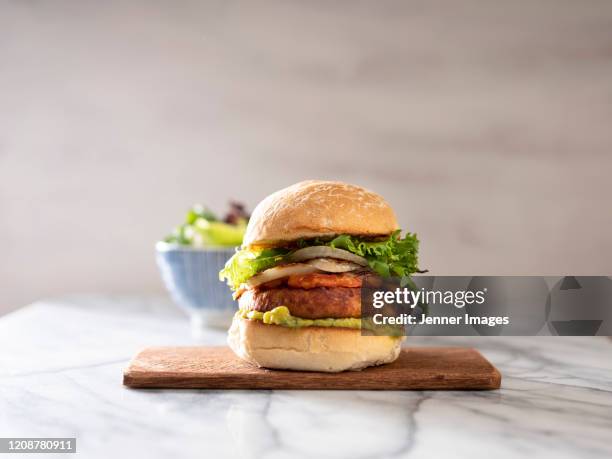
[2,0,612,314]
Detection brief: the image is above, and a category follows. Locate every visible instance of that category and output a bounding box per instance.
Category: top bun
[243,180,398,247]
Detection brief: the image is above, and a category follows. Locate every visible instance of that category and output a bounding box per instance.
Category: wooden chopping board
[123,347,501,390]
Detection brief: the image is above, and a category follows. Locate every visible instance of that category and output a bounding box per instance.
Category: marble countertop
[1,296,611,459]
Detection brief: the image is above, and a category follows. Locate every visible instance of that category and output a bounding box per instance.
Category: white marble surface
[1,296,611,459]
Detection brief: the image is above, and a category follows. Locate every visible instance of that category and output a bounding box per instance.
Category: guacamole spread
[238,306,361,329]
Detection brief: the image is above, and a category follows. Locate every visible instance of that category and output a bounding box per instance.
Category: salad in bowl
[157,202,249,332]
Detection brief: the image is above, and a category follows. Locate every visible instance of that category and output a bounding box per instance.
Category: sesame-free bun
[227,316,403,372]
[243,180,398,247]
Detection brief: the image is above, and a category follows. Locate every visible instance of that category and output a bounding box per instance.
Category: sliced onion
[246,263,318,288]
[287,246,368,266]
[305,258,362,273]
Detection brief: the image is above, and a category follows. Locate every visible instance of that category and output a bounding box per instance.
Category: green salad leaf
[164,204,247,247]
[325,230,420,280]
[219,230,421,290]
[219,247,290,289]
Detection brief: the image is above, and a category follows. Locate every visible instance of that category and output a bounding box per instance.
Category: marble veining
[1,296,611,459]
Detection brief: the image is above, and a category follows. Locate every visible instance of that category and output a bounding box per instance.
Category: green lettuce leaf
[303,230,420,284]
[219,247,289,289]
[219,230,421,290]
[163,205,247,247]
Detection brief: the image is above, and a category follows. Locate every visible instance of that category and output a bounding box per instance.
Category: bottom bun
[227,316,403,372]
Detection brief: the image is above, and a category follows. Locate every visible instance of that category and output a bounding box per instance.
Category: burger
[219,180,422,372]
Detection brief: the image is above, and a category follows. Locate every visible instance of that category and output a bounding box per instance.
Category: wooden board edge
[123,373,502,391]
[122,346,503,391]
[469,348,502,389]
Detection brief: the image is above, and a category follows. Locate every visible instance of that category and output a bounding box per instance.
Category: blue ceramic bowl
[156,242,237,330]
